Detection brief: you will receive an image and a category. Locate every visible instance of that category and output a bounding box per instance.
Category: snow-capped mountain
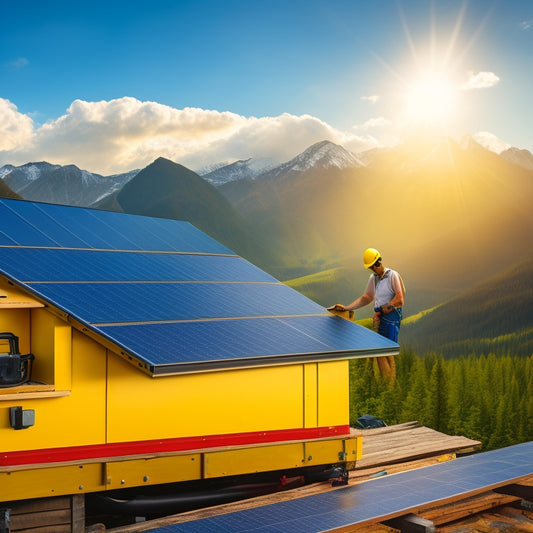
[0,162,138,207]
[499,147,533,171]
[466,134,533,170]
[0,164,16,179]
[201,157,278,185]
[472,132,511,154]
[257,140,364,181]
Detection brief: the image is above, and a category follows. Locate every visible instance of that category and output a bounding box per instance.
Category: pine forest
[349,350,533,451]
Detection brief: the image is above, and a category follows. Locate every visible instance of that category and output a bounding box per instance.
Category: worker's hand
[332,304,346,311]
[373,311,381,329]
[381,304,394,315]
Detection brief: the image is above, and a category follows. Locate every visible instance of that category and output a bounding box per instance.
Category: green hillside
[400,256,533,357]
[113,157,281,269]
[0,179,22,200]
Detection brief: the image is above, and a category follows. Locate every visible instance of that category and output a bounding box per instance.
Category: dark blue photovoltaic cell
[27,282,323,323]
[0,230,18,245]
[3,201,92,248]
[0,202,60,247]
[96,315,397,367]
[0,249,273,283]
[146,441,533,533]
[0,199,234,254]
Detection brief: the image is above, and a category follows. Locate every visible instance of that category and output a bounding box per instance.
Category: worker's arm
[380,289,404,314]
[333,292,373,312]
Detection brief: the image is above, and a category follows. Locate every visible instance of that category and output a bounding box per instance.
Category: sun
[401,70,459,129]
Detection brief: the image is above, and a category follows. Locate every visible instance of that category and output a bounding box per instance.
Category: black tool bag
[0,332,34,387]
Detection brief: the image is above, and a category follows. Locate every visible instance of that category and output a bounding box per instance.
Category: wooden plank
[418,491,522,525]
[0,384,55,395]
[10,509,71,530]
[12,526,71,533]
[436,505,533,532]
[417,475,533,525]
[350,454,457,482]
[357,425,480,468]
[9,496,71,514]
[0,385,70,402]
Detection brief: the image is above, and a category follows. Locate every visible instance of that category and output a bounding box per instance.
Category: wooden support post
[72,494,85,533]
[382,513,435,533]
[0,508,9,533]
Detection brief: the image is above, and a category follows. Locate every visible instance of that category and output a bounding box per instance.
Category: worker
[332,248,405,342]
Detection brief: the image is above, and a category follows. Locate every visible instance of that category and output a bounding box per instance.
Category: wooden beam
[494,483,533,501]
[382,513,435,533]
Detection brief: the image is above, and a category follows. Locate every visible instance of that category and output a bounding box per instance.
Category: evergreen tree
[425,356,449,433]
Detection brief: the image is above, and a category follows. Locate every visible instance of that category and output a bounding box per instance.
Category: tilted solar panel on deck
[146,441,533,533]
[0,198,399,374]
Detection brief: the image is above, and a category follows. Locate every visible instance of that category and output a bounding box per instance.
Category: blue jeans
[377,308,402,342]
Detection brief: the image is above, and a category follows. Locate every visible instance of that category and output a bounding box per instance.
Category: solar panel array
[0,198,398,374]
[146,440,533,532]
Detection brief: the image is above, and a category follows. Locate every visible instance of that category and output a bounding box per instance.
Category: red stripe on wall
[0,425,350,467]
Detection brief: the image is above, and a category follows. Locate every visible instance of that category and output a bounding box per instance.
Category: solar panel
[0,199,233,253]
[27,282,322,323]
[0,198,399,374]
[145,440,533,532]
[95,315,397,373]
[0,249,275,283]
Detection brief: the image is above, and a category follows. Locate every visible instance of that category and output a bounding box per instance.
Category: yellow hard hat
[363,248,381,269]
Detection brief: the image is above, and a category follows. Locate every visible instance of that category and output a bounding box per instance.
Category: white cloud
[461,71,500,90]
[521,20,532,30]
[0,97,384,174]
[353,117,392,130]
[0,98,34,151]
[361,95,379,103]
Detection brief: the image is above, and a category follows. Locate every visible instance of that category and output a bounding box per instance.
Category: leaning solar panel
[144,441,533,533]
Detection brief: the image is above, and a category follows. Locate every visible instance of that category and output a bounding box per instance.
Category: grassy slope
[400,256,533,357]
[0,179,22,199]
[286,256,533,358]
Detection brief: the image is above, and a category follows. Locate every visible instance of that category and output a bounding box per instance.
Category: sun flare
[402,71,459,128]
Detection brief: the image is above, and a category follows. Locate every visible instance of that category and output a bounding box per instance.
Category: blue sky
[1,0,531,174]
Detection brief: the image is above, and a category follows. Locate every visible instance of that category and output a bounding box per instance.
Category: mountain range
[1,136,532,358]
[0,162,138,207]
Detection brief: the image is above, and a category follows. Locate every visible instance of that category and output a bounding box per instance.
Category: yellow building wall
[2,305,350,452]
[106,353,349,443]
[0,309,107,452]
